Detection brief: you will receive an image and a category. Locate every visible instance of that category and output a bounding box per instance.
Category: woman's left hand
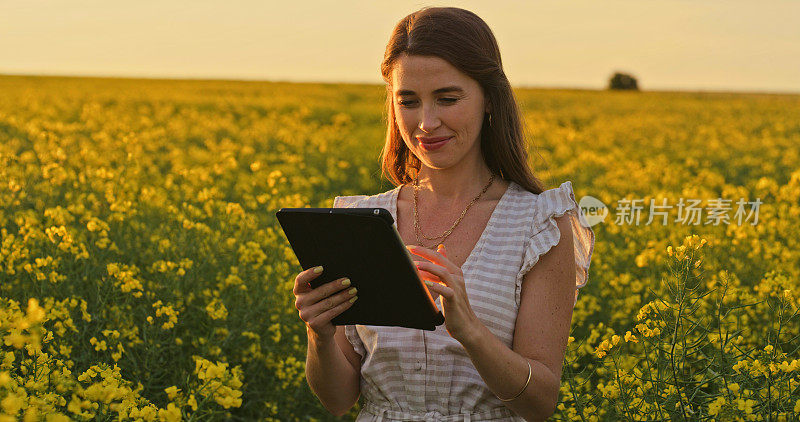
[407,244,481,344]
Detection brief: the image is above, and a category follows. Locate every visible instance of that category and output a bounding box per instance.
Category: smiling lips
[417,136,453,144]
[417,136,453,151]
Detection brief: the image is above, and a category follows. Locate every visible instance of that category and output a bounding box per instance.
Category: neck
[413,160,496,206]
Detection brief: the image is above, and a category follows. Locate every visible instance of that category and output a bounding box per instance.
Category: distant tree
[608,72,639,90]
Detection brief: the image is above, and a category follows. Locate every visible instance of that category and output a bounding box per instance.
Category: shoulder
[514,179,596,307]
[532,181,582,224]
[513,181,584,227]
[333,186,401,208]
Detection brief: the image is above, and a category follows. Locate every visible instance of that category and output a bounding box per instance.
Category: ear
[484,99,491,114]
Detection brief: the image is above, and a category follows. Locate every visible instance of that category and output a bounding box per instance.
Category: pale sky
[2,0,799,93]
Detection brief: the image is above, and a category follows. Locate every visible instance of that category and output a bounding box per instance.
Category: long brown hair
[379,6,546,194]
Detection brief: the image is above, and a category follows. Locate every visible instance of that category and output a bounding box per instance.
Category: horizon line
[2,71,799,97]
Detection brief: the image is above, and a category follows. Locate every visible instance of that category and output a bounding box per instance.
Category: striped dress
[332,180,595,421]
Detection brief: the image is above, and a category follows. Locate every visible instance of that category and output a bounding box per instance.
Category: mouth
[417,136,453,144]
[418,136,453,151]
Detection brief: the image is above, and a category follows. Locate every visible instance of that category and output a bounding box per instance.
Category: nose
[418,103,441,134]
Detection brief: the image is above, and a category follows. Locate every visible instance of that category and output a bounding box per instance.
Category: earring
[488,113,493,126]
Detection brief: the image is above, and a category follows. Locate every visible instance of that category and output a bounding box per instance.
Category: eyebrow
[395,86,464,96]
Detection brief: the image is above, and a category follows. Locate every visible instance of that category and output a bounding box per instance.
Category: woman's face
[390,53,490,171]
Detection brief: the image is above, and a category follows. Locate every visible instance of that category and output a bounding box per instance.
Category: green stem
[611,350,634,421]
[668,256,688,421]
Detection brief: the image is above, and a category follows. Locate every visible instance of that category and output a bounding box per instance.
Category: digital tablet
[275,206,445,331]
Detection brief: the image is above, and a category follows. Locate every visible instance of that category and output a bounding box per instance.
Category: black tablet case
[276,206,445,331]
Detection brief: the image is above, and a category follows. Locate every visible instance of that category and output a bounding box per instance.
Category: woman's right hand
[293,267,359,341]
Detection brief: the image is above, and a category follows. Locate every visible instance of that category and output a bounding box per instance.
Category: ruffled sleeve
[515,181,595,309]
[332,195,368,209]
[332,194,368,359]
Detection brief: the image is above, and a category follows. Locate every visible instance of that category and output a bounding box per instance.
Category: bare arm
[460,215,576,421]
[294,266,363,417]
[306,324,362,416]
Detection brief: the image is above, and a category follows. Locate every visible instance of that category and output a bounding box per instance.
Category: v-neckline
[390,180,515,273]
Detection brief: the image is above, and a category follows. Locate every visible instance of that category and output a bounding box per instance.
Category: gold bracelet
[497,360,532,402]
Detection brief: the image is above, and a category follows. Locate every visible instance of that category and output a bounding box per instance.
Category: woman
[294,6,595,421]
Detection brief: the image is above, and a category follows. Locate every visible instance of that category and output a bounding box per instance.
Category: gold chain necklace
[413,173,495,249]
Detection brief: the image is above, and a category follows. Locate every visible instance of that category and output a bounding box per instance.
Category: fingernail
[349,296,358,303]
[424,280,434,286]
[313,266,323,274]
[341,278,351,286]
[348,287,357,295]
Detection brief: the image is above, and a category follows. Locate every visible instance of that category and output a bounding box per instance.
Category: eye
[397,98,458,107]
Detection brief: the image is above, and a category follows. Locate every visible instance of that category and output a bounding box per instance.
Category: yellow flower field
[1,74,799,421]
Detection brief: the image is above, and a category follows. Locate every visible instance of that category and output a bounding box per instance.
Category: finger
[308,294,358,329]
[308,277,352,305]
[304,286,358,322]
[416,268,440,283]
[411,257,436,280]
[294,266,325,295]
[296,276,350,312]
[407,245,457,273]
[424,279,455,300]
[414,261,450,286]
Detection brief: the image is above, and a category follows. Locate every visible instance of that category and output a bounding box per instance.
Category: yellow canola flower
[152,301,179,329]
[597,383,619,399]
[112,343,124,362]
[26,298,45,323]
[23,407,38,422]
[682,234,708,250]
[0,372,10,387]
[89,337,108,351]
[708,396,726,416]
[205,298,228,320]
[736,398,755,413]
[192,357,244,409]
[1,393,23,416]
[778,359,799,373]
[158,403,182,422]
[164,385,180,400]
[595,337,615,359]
[86,220,99,232]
